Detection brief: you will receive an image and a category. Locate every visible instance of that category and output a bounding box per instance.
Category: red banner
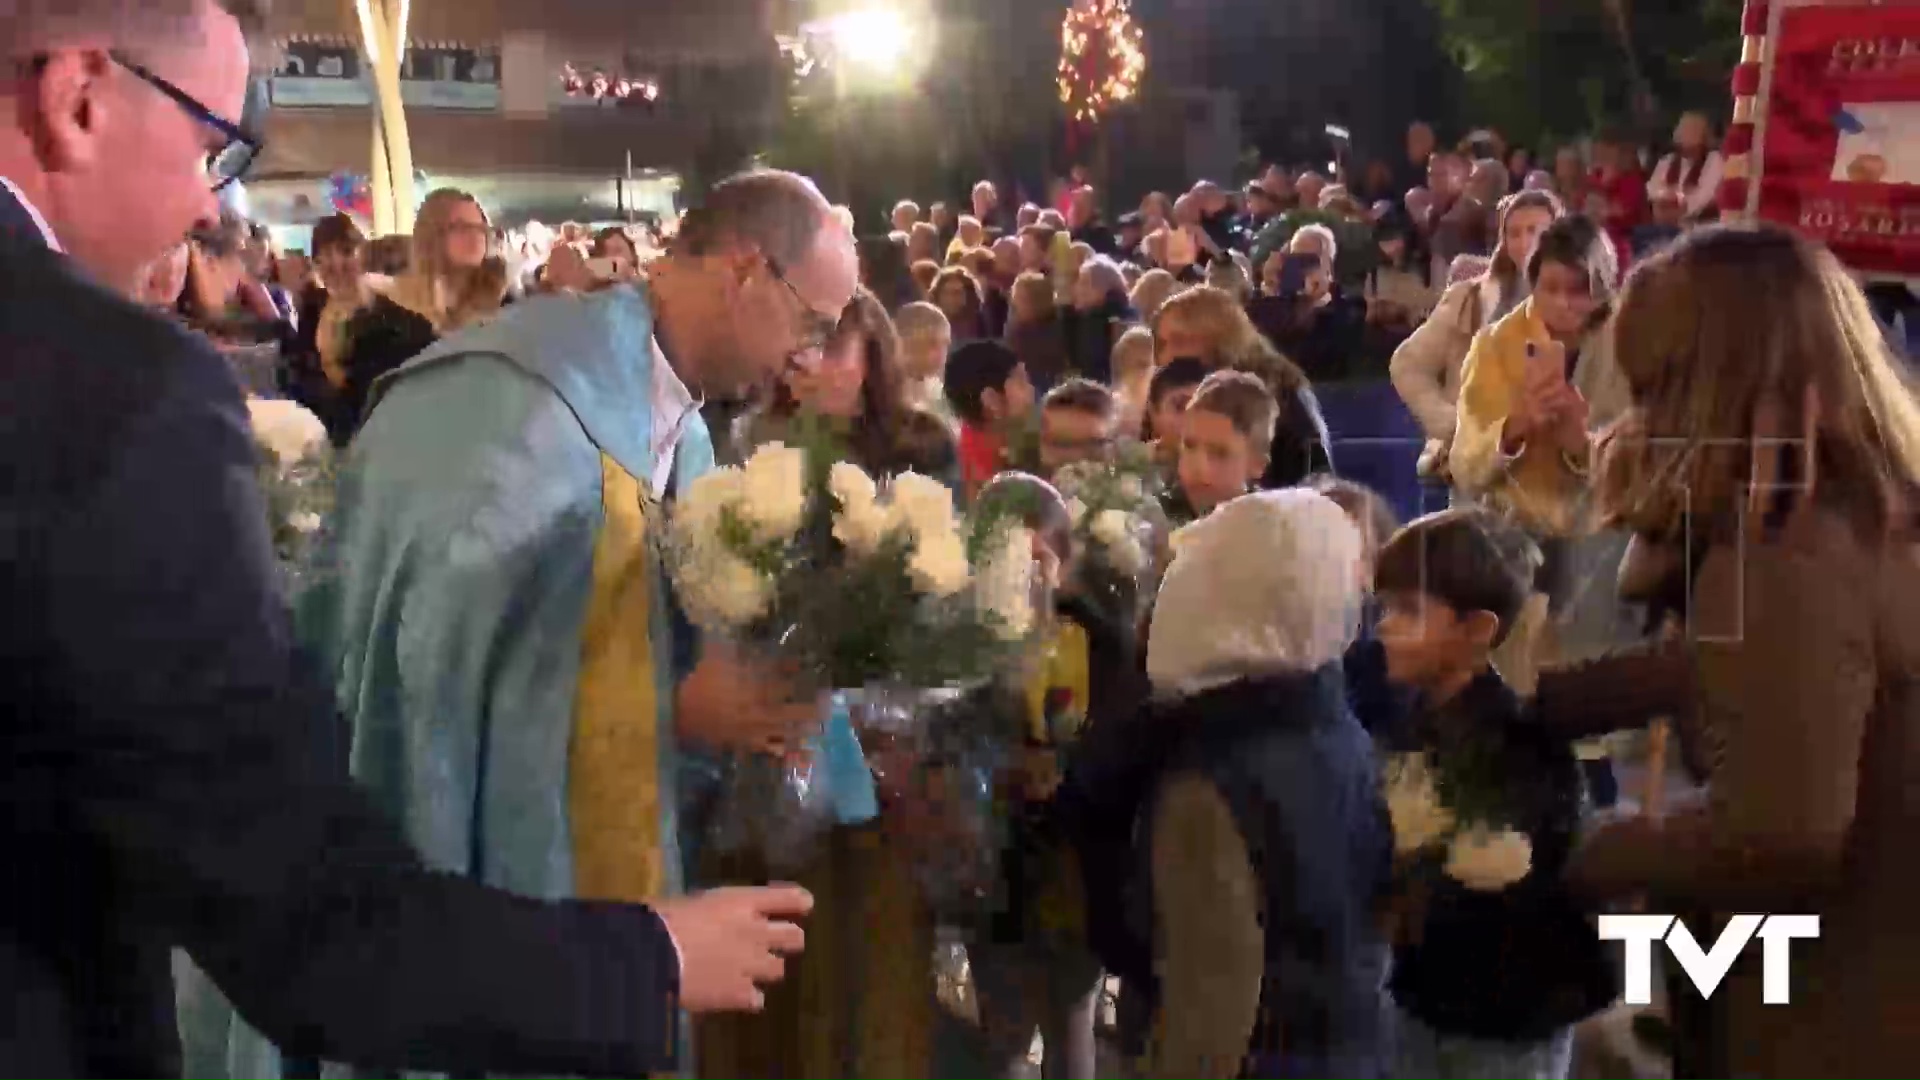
[1756,1,1920,276]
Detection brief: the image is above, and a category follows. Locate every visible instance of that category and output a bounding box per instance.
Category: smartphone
[585,256,623,280]
[1276,253,1319,298]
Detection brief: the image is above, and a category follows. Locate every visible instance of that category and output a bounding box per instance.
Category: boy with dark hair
[1166,369,1277,525]
[1371,508,1616,1079]
[1144,356,1208,460]
[1038,377,1119,477]
[944,339,1037,498]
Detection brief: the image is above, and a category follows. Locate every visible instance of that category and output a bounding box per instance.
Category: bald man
[297,168,859,1068]
[1,3,819,1075]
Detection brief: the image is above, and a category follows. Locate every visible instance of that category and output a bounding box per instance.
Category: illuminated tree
[1057,0,1146,128]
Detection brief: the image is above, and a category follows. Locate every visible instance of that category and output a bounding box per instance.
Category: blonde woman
[1151,286,1332,486]
[1575,225,1920,1078]
[1129,267,1178,324]
[334,188,506,444]
[1391,190,1563,457]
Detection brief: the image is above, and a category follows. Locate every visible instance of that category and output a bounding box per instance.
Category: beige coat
[1571,508,1920,1076]
[1389,276,1503,442]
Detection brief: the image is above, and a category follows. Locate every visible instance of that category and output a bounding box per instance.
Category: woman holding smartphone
[1448,215,1634,698]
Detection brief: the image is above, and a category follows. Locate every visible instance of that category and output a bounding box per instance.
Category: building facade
[253,0,782,185]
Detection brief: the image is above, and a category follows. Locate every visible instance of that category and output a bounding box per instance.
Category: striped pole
[1719,0,1772,222]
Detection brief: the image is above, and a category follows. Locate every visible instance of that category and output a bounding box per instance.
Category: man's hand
[653,885,812,1013]
[675,643,819,754]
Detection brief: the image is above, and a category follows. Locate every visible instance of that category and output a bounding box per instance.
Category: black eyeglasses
[765,255,841,352]
[108,51,259,191]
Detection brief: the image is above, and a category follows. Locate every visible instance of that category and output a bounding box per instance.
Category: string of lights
[1057,0,1146,125]
[559,62,660,103]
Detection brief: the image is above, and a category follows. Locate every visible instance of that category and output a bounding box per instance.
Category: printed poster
[1757,1,1920,275]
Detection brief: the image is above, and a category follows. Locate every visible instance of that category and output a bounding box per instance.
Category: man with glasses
[302,161,859,1074]
[1,2,816,1076]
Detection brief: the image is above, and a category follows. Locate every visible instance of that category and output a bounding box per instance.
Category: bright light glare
[827,9,912,73]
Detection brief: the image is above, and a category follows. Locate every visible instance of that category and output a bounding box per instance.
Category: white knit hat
[1147,488,1365,696]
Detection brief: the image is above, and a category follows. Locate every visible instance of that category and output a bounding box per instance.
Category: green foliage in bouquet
[246,399,335,577]
[1053,441,1168,610]
[669,415,1038,693]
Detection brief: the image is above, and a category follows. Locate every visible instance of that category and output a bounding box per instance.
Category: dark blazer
[0,187,682,1078]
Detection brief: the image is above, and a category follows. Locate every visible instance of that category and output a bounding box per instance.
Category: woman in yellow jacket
[1450,216,1632,692]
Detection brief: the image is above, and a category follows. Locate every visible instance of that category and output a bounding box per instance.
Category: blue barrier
[1311,379,1442,525]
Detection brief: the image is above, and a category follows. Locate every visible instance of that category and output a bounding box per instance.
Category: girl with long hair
[333,188,507,444]
[740,287,957,484]
[1391,189,1564,449]
[1575,226,1920,1077]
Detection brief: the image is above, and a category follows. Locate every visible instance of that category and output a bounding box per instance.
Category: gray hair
[1288,223,1339,265]
[2,0,269,52]
[674,169,830,270]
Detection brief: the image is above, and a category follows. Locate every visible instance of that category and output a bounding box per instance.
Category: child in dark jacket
[1371,508,1616,1079]
[1059,489,1391,1078]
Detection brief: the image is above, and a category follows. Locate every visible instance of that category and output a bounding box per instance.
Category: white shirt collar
[0,177,64,252]
[648,334,700,494]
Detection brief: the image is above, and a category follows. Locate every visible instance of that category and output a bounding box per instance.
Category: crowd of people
[8,1,1920,1079]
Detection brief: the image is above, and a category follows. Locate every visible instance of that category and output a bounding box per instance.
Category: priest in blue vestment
[180,170,859,1078]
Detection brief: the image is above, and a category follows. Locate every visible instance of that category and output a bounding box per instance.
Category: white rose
[887,471,957,539]
[907,530,972,598]
[1108,536,1147,577]
[672,466,746,544]
[690,551,774,627]
[1443,826,1534,892]
[1384,755,1454,855]
[738,443,808,540]
[246,398,327,468]
[1066,498,1090,527]
[1090,508,1132,549]
[979,525,1036,639]
[832,502,891,556]
[1117,474,1145,502]
[827,461,879,512]
[288,511,323,534]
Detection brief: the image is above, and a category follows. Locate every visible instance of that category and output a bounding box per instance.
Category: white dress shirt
[649,334,699,496]
[1,176,64,251]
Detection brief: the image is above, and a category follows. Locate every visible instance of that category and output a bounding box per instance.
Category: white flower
[288,511,323,534]
[1117,474,1145,502]
[684,550,774,628]
[1108,536,1147,577]
[247,398,327,469]
[1384,754,1455,855]
[833,501,891,557]
[907,529,972,598]
[978,525,1036,639]
[671,468,748,556]
[1443,825,1534,892]
[827,461,879,512]
[1091,508,1132,549]
[887,471,957,539]
[738,443,807,541]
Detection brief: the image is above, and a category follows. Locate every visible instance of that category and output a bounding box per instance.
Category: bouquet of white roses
[246,398,334,586]
[1053,444,1166,603]
[668,440,1037,868]
[669,443,1037,685]
[1382,751,1534,893]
